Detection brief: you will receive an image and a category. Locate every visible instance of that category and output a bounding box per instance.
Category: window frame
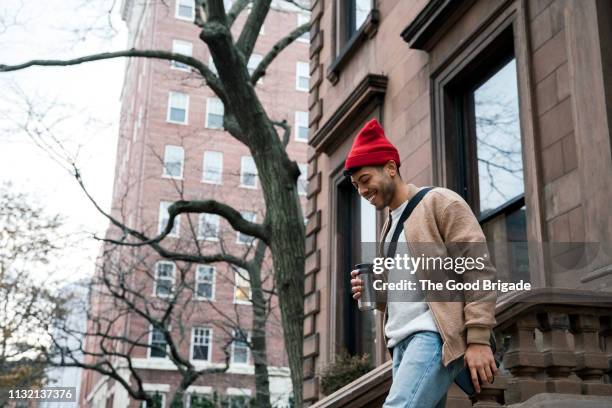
[162,145,185,179]
[232,267,252,305]
[298,163,308,196]
[294,111,309,142]
[158,201,180,237]
[205,97,225,129]
[198,213,220,241]
[190,326,213,362]
[239,156,258,189]
[175,0,195,21]
[236,212,256,245]
[170,39,193,71]
[295,61,310,92]
[230,330,251,365]
[297,13,310,43]
[148,325,170,359]
[153,261,176,298]
[195,265,216,300]
[166,91,189,125]
[202,150,223,185]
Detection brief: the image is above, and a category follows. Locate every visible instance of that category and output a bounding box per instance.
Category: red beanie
[344,119,400,170]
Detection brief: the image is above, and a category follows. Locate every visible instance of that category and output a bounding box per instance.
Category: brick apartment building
[303,0,612,407]
[79,1,310,407]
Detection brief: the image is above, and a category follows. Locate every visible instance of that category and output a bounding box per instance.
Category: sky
[0,0,128,283]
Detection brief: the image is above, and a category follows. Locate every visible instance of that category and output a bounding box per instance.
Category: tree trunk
[250,264,272,408]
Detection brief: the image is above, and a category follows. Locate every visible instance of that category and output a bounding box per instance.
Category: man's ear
[384,160,399,177]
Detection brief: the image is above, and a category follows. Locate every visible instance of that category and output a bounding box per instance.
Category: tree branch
[227,0,251,26]
[272,119,291,148]
[0,49,227,103]
[236,0,271,59]
[251,22,309,84]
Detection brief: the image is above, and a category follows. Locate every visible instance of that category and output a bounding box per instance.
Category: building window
[154,261,175,297]
[295,111,309,142]
[236,212,256,244]
[233,267,251,303]
[230,330,250,365]
[202,151,223,184]
[191,327,212,361]
[208,55,218,75]
[188,393,214,408]
[239,156,258,188]
[437,27,528,283]
[198,214,219,241]
[196,265,215,300]
[296,62,310,91]
[297,13,310,42]
[141,392,165,408]
[162,145,184,179]
[175,0,195,20]
[346,0,372,40]
[171,39,193,71]
[205,97,224,129]
[247,53,263,82]
[298,163,308,196]
[158,201,180,236]
[223,0,233,9]
[167,92,189,124]
[227,395,250,408]
[149,326,168,358]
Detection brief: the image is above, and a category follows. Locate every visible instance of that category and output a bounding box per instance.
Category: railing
[310,289,612,407]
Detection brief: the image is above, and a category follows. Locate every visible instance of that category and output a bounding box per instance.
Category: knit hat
[344,119,400,170]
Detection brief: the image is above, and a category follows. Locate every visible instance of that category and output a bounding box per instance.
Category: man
[348,119,497,407]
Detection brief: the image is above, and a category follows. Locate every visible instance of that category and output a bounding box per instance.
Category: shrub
[319,350,373,396]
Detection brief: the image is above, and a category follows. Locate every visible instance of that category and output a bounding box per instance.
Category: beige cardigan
[377,184,497,366]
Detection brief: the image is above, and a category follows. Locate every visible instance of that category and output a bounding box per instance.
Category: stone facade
[305,0,612,405]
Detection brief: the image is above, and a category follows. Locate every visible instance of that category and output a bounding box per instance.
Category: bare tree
[1,0,311,404]
[0,184,68,407]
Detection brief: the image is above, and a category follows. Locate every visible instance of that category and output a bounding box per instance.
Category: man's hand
[464,343,497,394]
[350,270,363,300]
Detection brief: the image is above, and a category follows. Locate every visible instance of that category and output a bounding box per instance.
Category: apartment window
[296,62,310,91]
[175,0,195,20]
[347,0,372,39]
[141,392,165,408]
[167,92,189,124]
[298,163,308,196]
[202,151,223,184]
[198,214,219,241]
[236,212,256,244]
[154,262,175,297]
[247,53,263,80]
[208,55,218,75]
[162,145,184,179]
[224,0,233,9]
[231,330,250,365]
[227,395,250,408]
[295,111,309,142]
[239,156,258,188]
[191,327,212,361]
[171,40,193,71]
[206,97,224,129]
[437,27,528,282]
[297,13,310,42]
[196,265,215,300]
[158,201,180,236]
[233,267,251,303]
[149,326,168,358]
[188,394,214,408]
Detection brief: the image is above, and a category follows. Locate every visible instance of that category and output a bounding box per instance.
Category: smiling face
[349,162,398,210]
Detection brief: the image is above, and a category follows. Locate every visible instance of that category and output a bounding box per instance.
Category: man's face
[350,165,395,210]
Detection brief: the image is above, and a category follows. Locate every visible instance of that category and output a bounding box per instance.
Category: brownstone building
[79,1,310,407]
[303,0,612,406]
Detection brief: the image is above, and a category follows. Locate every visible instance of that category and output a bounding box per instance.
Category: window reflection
[473,58,523,214]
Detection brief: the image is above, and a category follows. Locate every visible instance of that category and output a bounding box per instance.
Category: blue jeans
[384,331,464,408]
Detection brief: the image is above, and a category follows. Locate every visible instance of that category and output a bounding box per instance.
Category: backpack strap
[386,187,434,258]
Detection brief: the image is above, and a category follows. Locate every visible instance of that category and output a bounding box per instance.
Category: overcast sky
[0,0,128,282]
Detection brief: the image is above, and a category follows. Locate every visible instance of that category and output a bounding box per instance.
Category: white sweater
[384,199,439,348]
